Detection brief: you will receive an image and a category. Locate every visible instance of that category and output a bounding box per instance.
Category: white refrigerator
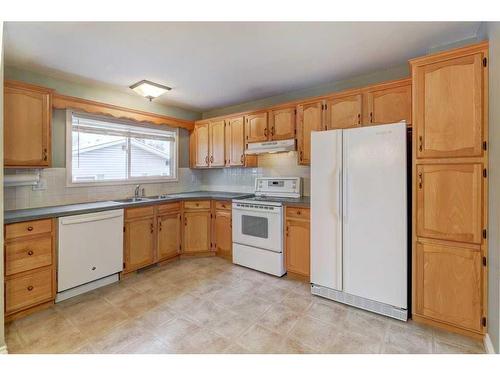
[310,122,408,321]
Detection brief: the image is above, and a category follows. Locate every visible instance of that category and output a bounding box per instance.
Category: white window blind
[68,111,178,185]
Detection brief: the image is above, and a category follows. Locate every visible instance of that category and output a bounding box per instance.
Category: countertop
[4,191,311,224]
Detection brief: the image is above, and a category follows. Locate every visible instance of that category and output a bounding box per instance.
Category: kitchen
[0,18,499,363]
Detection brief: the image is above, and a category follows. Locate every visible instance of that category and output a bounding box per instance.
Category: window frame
[66,109,179,187]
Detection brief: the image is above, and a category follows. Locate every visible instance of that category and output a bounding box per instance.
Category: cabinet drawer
[157,201,181,214]
[286,207,310,220]
[215,200,231,211]
[5,219,52,240]
[5,235,53,276]
[183,200,211,211]
[125,206,155,220]
[6,267,53,314]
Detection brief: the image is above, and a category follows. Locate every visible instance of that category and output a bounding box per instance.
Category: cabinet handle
[418,136,423,152]
[27,285,34,291]
[296,210,301,215]
[264,128,268,137]
[150,223,154,233]
[358,113,361,124]
[271,127,275,136]
[27,250,34,256]
[184,217,187,226]
[370,112,373,123]
[240,154,244,164]
[43,148,48,161]
[205,155,209,165]
[299,151,303,161]
[159,221,162,231]
[210,155,214,163]
[27,226,33,232]
[418,172,423,189]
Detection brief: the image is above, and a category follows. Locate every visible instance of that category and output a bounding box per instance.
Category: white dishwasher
[56,209,124,302]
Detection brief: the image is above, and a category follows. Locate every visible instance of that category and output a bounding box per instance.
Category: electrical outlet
[32,179,47,191]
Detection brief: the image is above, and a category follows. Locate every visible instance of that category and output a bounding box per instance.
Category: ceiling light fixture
[129,80,171,101]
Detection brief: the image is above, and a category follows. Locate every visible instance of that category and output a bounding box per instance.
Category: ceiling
[4,22,482,112]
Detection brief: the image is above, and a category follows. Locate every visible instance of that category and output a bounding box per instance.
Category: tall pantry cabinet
[410,42,489,338]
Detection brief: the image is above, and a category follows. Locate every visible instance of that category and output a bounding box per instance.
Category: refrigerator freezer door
[311,130,343,290]
[342,122,407,308]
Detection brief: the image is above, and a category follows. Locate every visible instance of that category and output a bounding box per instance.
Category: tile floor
[5,257,485,354]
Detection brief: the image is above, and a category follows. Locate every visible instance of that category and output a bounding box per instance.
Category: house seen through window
[68,112,177,185]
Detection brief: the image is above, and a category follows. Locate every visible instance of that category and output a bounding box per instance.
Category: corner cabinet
[182,201,212,254]
[4,80,52,168]
[212,200,232,260]
[410,41,488,338]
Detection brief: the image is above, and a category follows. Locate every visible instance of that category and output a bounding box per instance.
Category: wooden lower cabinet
[285,207,310,279]
[183,210,211,254]
[415,239,483,332]
[6,267,54,314]
[157,212,181,261]
[124,215,155,273]
[213,204,232,260]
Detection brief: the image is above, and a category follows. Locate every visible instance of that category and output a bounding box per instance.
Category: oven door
[232,203,283,253]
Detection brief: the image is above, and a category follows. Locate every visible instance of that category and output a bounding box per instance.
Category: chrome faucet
[134,185,141,198]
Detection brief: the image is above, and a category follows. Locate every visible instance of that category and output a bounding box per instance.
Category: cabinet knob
[150,223,154,233]
[240,154,244,163]
[43,148,48,161]
[27,250,34,256]
[27,285,34,291]
[27,226,33,232]
[296,210,301,215]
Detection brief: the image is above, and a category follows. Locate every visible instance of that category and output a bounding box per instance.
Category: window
[66,111,178,186]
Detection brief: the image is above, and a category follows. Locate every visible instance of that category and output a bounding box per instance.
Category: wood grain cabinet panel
[124,216,155,273]
[414,53,485,158]
[285,218,310,277]
[4,82,51,167]
[194,122,210,167]
[209,119,225,167]
[157,213,181,261]
[5,236,53,276]
[225,116,245,166]
[5,218,52,240]
[297,101,324,165]
[325,94,362,129]
[245,112,268,143]
[416,239,482,332]
[213,210,232,259]
[269,107,296,140]
[366,84,412,125]
[183,211,211,253]
[416,163,483,244]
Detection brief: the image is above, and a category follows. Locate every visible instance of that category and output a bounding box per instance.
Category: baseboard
[484,333,496,354]
[0,344,8,354]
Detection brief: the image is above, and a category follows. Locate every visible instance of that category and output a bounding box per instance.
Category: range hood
[245,139,296,155]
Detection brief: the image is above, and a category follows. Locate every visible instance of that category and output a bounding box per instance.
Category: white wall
[486,21,500,354]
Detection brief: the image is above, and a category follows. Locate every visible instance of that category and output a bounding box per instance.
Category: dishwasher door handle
[59,210,124,225]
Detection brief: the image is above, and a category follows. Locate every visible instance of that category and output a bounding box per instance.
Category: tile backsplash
[4,151,310,210]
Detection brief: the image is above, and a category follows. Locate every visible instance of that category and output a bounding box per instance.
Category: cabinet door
[157,213,181,261]
[366,84,411,125]
[297,101,324,165]
[245,112,268,143]
[416,164,482,244]
[285,219,310,277]
[414,53,484,158]
[416,240,482,332]
[209,120,225,167]
[225,116,245,166]
[214,210,232,259]
[124,217,155,272]
[194,122,209,167]
[325,94,362,129]
[183,211,211,253]
[269,107,296,140]
[4,85,51,167]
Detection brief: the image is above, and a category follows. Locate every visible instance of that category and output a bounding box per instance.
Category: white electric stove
[232,177,301,276]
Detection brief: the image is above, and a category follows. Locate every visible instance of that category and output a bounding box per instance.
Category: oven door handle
[232,207,281,215]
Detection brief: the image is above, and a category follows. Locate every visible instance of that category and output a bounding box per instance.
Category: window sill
[66,177,179,188]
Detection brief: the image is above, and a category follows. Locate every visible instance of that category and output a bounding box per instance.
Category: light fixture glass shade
[129,80,171,101]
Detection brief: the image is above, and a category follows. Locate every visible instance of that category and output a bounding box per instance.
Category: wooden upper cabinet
[297,101,324,165]
[366,83,412,125]
[416,163,483,244]
[416,239,482,332]
[194,122,210,167]
[269,107,296,140]
[245,112,268,143]
[225,116,245,166]
[4,81,52,167]
[183,211,211,253]
[209,119,225,167]
[325,94,362,130]
[413,52,485,158]
[124,216,155,273]
[157,212,181,261]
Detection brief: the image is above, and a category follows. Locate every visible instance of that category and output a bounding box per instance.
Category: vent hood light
[245,139,296,155]
[129,80,171,101]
